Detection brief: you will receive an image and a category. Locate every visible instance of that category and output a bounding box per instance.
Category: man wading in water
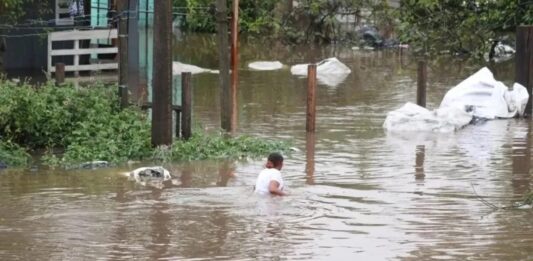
[254,153,286,196]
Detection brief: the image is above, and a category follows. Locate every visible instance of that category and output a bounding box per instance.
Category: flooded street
[1,34,532,260]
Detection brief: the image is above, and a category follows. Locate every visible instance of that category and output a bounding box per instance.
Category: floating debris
[79,160,110,169]
[127,166,172,188]
[290,57,351,87]
[172,61,219,75]
[248,61,284,71]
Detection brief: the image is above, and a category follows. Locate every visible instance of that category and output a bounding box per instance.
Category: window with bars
[91,0,109,28]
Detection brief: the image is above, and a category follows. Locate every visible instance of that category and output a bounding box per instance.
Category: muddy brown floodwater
[1,34,532,260]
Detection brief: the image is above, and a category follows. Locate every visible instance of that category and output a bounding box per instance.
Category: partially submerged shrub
[0,79,289,168]
[0,140,30,167]
[0,80,152,167]
[167,132,289,161]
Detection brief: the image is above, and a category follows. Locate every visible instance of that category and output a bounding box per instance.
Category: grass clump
[159,132,289,161]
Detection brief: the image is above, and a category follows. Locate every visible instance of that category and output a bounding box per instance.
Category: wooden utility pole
[181,72,192,140]
[516,26,533,117]
[417,60,427,108]
[151,0,173,146]
[117,0,128,108]
[230,0,240,133]
[216,0,231,132]
[306,64,317,133]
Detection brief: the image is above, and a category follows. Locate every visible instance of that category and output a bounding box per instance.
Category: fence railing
[47,29,118,75]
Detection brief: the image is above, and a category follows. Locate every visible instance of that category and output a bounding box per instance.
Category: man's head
[267,152,284,170]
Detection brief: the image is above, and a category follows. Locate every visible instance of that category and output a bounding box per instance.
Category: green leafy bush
[0,140,30,167]
[0,79,289,168]
[0,79,152,166]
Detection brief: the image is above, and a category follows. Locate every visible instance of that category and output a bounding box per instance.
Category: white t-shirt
[254,168,284,195]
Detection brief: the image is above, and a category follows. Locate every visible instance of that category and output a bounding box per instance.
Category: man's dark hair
[268,152,284,167]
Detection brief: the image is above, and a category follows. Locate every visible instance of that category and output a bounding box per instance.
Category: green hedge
[0,79,289,168]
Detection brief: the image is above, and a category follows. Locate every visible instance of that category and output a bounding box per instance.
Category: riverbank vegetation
[174,0,395,44]
[0,79,289,169]
[398,0,533,57]
[3,0,531,57]
[173,0,533,57]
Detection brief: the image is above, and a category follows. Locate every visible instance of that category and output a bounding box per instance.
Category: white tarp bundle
[248,61,284,71]
[173,61,219,75]
[290,57,351,87]
[384,67,530,132]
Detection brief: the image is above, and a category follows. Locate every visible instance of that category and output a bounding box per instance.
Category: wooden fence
[47,29,118,75]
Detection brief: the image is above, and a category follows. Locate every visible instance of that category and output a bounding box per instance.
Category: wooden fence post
[306,64,317,133]
[417,60,427,108]
[516,26,533,117]
[181,72,192,140]
[216,0,231,132]
[151,0,173,146]
[55,63,65,86]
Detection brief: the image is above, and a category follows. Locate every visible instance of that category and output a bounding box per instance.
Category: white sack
[173,61,219,75]
[248,61,284,71]
[383,102,473,133]
[383,67,530,133]
[507,83,529,117]
[290,57,351,87]
[439,67,529,119]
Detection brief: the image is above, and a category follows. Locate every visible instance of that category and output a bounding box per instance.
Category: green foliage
[398,0,533,57]
[0,140,30,167]
[0,0,51,24]
[58,107,152,166]
[177,0,216,32]
[0,79,289,168]
[165,132,290,161]
[174,0,392,44]
[175,0,281,35]
[0,79,152,167]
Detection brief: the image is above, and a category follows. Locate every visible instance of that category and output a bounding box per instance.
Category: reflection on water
[1,35,532,260]
[305,132,316,185]
[512,121,531,196]
[415,145,425,180]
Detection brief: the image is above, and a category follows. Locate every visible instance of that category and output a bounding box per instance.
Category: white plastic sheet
[290,57,351,87]
[383,67,530,132]
[173,61,219,75]
[248,61,284,71]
